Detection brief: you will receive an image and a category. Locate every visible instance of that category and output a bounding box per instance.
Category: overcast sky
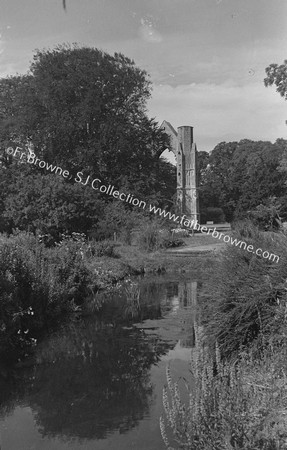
[0,0,286,160]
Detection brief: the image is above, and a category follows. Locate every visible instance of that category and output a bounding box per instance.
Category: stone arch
[160,120,199,223]
[160,121,178,157]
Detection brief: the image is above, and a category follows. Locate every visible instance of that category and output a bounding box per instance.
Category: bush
[202,220,287,358]
[0,231,95,355]
[39,231,87,247]
[85,240,117,258]
[92,202,147,244]
[136,223,184,252]
[247,202,282,231]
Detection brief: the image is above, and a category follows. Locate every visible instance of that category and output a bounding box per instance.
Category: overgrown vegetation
[246,198,282,231]
[161,325,287,450]
[0,223,188,358]
[161,219,287,449]
[136,222,185,252]
[0,231,120,356]
[203,220,287,358]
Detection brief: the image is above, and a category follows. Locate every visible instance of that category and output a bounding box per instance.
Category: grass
[181,233,226,247]
[161,325,287,450]
[200,222,287,358]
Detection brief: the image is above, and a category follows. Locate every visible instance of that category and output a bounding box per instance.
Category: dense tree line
[198,139,287,223]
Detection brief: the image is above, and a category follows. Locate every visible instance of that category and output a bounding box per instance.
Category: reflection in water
[27,323,169,440]
[178,281,198,347]
[0,275,200,450]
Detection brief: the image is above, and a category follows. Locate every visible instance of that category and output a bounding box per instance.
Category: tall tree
[0,45,178,236]
[264,59,287,100]
[0,45,174,214]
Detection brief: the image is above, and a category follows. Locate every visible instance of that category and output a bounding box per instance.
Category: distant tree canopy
[199,139,287,222]
[0,44,176,236]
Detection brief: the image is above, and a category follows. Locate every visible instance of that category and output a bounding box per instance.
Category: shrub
[0,231,95,355]
[202,220,287,358]
[85,240,117,258]
[92,202,147,244]
[136,223,184,252]
[45,238,94,306]
[247,202,282,231]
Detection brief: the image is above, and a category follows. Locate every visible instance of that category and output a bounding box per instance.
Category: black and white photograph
[0,1,286,449]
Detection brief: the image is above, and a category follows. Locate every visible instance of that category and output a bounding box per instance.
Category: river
[0,273,202,450]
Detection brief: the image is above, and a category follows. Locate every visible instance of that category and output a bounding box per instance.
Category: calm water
[0,274,201,450]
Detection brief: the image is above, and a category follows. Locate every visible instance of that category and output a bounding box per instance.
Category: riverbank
[85,233,220,289]
[0,231,216,359]
[2,223,287,448]
[161,222,287,449]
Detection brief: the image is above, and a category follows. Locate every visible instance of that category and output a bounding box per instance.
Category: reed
[160,324,287,450]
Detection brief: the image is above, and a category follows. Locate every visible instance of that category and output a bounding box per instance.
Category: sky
[0,0,286,162]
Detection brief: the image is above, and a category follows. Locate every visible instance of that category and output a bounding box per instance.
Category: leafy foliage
[247,198,282,231]
[0,231,95,355]
[85,240,117,258]
[1,167,105,236]
[136,222,185,252]
[92,201,148,243]
[200,139,287,222]
[0,44,173,196]
[264,59,287,100]
[0,44,176,236]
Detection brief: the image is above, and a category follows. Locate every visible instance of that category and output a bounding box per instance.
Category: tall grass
[160,325,287,450]
[202,220,287,358]
[160,220,287,449]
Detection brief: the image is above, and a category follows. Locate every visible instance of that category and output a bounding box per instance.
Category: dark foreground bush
[202,220,287,358]
[0,231,95,355]
[136,223,184,252]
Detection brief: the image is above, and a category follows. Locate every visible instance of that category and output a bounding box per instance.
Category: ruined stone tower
[161,121,199,224]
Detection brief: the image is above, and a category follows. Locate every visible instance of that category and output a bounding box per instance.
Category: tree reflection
[24,319,171,440]
[0,276,198,443]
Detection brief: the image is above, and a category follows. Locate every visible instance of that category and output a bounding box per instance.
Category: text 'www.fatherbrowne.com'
[5,145,280,263]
